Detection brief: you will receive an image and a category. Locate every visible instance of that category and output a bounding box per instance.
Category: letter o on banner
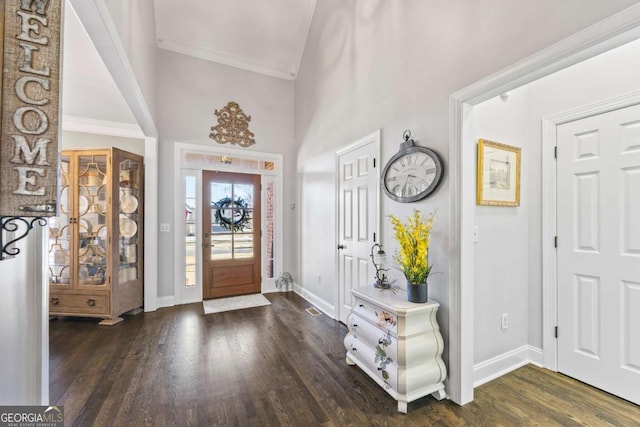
[13,106,49,135]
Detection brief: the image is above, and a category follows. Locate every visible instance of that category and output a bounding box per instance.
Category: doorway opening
[450,20,640,404]
[174,143,283,305]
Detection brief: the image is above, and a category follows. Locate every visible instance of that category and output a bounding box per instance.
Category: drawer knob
[358,304,364,308]
[86,298,96,307]
[352,347,357,352]
[378,337,391,346]
[50,297,59,305]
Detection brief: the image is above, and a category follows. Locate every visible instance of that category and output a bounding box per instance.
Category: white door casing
[336,130,380,324]
[556,104,640,405]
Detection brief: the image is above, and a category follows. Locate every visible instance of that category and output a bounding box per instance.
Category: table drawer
[49,292,109,315]
[345,334,398,390]
[348,312,398,362]
[352,298,398,336]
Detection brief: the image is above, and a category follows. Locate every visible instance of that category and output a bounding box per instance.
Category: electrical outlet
[317,275,322,285]
[501,313,509,330]
[473,226,479,243]
[160,223,170,232]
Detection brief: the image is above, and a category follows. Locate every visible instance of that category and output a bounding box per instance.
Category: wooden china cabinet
[48,148,144,325]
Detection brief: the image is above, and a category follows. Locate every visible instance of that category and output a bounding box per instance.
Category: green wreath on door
[213,197,251,232]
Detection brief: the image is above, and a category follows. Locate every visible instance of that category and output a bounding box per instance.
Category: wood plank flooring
[50,292,640,426]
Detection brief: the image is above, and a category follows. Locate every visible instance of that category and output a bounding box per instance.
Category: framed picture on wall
[477,139,521,206]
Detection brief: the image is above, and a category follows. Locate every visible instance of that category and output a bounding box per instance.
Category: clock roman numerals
[381,143,443,202]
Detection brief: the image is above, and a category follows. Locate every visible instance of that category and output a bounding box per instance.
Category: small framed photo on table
[477,139,521,206]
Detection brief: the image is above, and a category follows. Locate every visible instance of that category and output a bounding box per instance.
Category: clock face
[381,146,443,203]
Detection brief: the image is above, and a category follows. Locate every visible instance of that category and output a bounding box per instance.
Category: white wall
[0,230,47,404]
[472,87,532,364]
[155,49,296,298]
[62,131,145,155]
[294,0,640,384]
[103,0,157,124]
[472,38,640,366]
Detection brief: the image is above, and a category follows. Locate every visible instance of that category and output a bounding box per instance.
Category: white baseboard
[473,345,543,388]
[528,345,544,367]
[293,283,335,318]
[157,295,175,309]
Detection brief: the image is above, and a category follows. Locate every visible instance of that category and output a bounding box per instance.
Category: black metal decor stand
[0,216,48,260]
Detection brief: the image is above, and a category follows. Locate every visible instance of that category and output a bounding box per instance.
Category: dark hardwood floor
[50,292,640,426]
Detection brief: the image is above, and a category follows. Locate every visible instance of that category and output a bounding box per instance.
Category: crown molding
[292,0,317,81]
[158,37,297,81]
[62,115,144,139]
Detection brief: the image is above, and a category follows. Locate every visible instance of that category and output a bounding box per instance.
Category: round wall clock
[381,130,444,203]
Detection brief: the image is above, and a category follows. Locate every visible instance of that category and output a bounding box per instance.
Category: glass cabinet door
[118,155,142,284]
[48,154,71,286]
[76,154,108,286]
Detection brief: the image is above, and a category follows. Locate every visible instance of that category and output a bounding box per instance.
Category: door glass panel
[233,234,253,258]
[234,184,254,207]
[212,234,232,260]
[77,155,107,285]
[265,180,275,278]
[210,182,232,203]
[185,176,196,287]
[233,209,253,233]
[49,155,71,285]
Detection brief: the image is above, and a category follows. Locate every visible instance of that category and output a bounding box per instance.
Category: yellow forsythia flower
[389,209,436,284]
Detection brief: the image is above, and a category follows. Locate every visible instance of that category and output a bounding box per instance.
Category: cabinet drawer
[352,298,398,336]
[345,334,398,390]
[49,292,109,315]
[347,313,398,363]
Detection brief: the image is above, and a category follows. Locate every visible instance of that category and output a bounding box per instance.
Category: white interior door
[337,135,379,324]
[557,104,640,404]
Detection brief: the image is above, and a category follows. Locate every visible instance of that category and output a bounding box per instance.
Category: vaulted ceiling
[153,0,317,80]
[63,0,317,128]
[62,4,137,125]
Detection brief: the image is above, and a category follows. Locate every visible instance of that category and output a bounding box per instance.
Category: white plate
[78,195,89,214]
[59,186,70,215]
[120,215,137,238]
[121,193,138,214]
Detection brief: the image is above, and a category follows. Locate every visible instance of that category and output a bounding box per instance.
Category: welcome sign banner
[0,0,62,217]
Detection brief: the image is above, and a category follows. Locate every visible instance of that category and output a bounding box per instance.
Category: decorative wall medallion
[209,101,256,147]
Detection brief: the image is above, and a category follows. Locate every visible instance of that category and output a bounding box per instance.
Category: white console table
[344,286,447,413]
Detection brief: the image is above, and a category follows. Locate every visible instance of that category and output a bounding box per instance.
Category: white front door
[557,104,640,404]
[337,133,379,324]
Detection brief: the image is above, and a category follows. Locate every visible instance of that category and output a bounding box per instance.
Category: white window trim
[173,142,284,305]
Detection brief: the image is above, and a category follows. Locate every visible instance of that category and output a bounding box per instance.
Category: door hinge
[555,326,558,338]
[554,236,558,248]
[554,146,557,159]
[373,158,376,168]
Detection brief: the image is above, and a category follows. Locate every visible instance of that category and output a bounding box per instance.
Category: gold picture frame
[477,139,521,206]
